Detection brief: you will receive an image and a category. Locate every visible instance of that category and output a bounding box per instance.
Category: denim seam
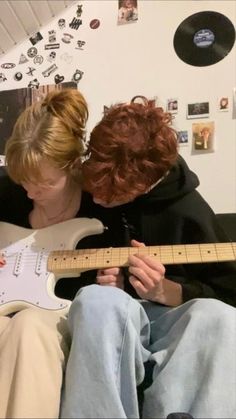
[116,297,132,393]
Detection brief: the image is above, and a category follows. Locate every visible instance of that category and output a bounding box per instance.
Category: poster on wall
[0,82,77,165]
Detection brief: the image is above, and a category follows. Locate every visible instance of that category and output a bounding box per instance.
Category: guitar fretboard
[47,242,236,274]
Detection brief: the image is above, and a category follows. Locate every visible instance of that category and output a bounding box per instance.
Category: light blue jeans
[60,285,236,419]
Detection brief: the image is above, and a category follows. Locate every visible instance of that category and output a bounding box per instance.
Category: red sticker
[90,19,100,29]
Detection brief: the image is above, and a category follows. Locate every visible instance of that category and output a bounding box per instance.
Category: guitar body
[0,218,104,315]
[1,217,235,316]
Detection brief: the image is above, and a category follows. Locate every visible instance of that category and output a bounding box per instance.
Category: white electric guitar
[0,218,236,316]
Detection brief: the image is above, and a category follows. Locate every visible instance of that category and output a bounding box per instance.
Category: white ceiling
[0,0,76,57]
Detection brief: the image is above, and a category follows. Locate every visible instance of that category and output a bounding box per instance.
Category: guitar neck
[48,242,236,274]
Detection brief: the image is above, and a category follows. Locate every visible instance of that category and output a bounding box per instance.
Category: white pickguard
[0,218,104,315]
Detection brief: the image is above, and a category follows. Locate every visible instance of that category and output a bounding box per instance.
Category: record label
[173,11,236,66]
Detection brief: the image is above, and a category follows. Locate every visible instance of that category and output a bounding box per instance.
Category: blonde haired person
[0,88,110,418]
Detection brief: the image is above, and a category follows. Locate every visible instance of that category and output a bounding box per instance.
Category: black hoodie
[0,158,235,307]
[107,155,236,306]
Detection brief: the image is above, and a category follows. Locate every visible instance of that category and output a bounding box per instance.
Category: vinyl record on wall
[173,11,236,67]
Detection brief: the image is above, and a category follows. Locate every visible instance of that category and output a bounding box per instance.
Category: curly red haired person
[61,97,236,419]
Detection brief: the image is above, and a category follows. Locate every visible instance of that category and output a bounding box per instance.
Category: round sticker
[14,72,23,81]
[90,19,100,29]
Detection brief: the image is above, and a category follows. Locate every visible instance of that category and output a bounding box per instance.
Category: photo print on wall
[192,121,215,153]
[167,98,178,114]
[187,101,209,119]
[218,96,229,112]
[117,0,138,25]
[177,130,189,146]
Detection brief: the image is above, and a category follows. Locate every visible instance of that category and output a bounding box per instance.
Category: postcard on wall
[192,121,215,153]
[167,98,178,114]
[218,96,229,112]
[117,0,138,25]
[187,102,209,119]
[177,130,189,146]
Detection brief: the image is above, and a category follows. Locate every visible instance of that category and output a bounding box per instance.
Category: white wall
[0,0,235,213]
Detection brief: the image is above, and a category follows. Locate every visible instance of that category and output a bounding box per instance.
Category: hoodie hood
[135,155,200,204]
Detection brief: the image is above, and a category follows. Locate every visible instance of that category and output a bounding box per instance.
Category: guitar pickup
[13,251,23,276]
[35,250,47,275]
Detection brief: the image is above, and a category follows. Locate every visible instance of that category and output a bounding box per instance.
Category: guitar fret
[215,243,236,261]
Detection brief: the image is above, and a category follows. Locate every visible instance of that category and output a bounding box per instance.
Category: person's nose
[26,184,42,200]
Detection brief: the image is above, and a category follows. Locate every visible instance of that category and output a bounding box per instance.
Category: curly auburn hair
[82,100,178,204]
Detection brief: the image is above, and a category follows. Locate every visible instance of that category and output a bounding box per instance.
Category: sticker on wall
[26,67,36,76]
[76,4,83,17]
[28,79,40,89]
[117,0,138,25]
[33,55,44,65]
[187,102,209,119]
[58,19,66,30]
[177,130,189,146]
[29,32,43,46]
[192,121,215,153]
[19,54,29,64]
[44,43,60,50]
[42,64,58,77]
[0,73,7,82]
[14,72,23,81]
[62,33,74,43]
[75,40,86,50]
[1,63,16,69]
[60,52,73,64]
[218,96,229,112]
[69,17,82,30]
[72,69,84,83]
[27,47,38,58]
[89,19,100,29]
[54,74,65,84]
[48,30,57,43]
[47,51,56,62]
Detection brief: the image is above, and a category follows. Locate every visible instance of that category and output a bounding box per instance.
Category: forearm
[153,277,183,307]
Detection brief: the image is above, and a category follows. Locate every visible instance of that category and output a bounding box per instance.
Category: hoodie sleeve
[167,204,236,307]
